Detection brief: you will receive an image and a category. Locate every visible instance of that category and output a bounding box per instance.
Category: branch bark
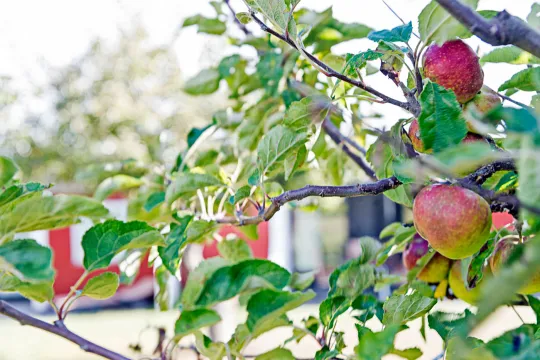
[0,300,131,360]
[322,118,377,181]
[217,176,402,225]
[435,0,540,58]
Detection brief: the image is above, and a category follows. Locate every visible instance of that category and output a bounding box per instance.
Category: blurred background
[0,0,537,359]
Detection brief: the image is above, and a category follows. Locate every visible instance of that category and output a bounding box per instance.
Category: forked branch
[436,0,540,58]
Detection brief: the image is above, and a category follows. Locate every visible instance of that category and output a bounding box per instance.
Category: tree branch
[461,159,516,186]
[0,300,131,360]
[248,13,417,115]
[217,176,402,225]
[322,118,377,181]
[435,0,540,58]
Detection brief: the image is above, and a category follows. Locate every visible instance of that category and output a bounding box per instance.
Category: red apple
[413,184,492,259]
[490,236,540,295]
[403,233,451,283]
[423,40,484,103]
[408,119,431,154]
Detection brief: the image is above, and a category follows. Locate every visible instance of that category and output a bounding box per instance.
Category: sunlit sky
[0,0,536,127]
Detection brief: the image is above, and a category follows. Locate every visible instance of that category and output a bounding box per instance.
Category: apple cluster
[402,40,540,303]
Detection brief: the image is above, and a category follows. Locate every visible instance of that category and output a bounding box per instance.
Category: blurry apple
[423,40,484,103]
[448,261,489,305]
[413,184,492,259]
[464,86,501,114]
[489,236,540,295]
[403,233,451,283]
[408,119,431,154]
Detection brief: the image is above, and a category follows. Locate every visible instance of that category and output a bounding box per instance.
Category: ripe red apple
[489,236,540,295]
[413,184,492,259]
[448,260,489,305]
[423,40,484,103]
[464,86,501,114]
[403,233,451,283]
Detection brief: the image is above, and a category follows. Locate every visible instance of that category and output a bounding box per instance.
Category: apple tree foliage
[1,1,540,359]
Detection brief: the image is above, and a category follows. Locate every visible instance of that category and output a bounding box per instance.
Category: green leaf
[181,257,230,309]
[355,325,401,360]
[195,259,291,307]
[81,272,119,300]
[288,272,314,291]
[0,194,109,238]
[344,50,384,76]
[467,238,494,288]
[158,216,193,275]
[257,125,307,176]
[319,295,348,328]
[246,289,315,332]
[250,0,297,39]
[236,12,252,25]
[499,67,540,92]
[255,348,294,360]
[0,272,54,303]
[527,295,540,324]
[256,53,284,96]
[366,121,413,207]
[174,309,221,340]
[194,332,227,360]
[184,68,221,95]
[352,294,384,323]
[230,185,251,205]
[486,106,538,133]
[481,46,540,65]
[418,0,479,44]
[182,15,226,35]
[328,259,375,299]
[428,310,474,342]
[389,347,423,360]
[528,3,540,29]
[379,222,404,239]
[485,325,540,359]
[143,191,165,212]
[217,238,253,262]
[0,239,54,282]
[382,291,437,325]
[82,220,164,271]
[518,136,540,214]
[315,347,339,360]
[94,175,144,202]
[185,220,217,243]
[0,157,18,187]
[283,98,313,131]
[368,22,413,43]
[418,81,467,152]
[166,172,223,204]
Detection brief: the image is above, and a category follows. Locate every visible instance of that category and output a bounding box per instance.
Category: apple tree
[1,0,540,359]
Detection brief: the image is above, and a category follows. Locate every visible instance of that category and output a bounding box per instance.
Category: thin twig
[381,0,420,39]
[497,92,534,111]
[0,300,130,360]
[247,12,416,115]
[223,0,251,35]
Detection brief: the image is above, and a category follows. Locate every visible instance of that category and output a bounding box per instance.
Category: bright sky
[0,0,536,127]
